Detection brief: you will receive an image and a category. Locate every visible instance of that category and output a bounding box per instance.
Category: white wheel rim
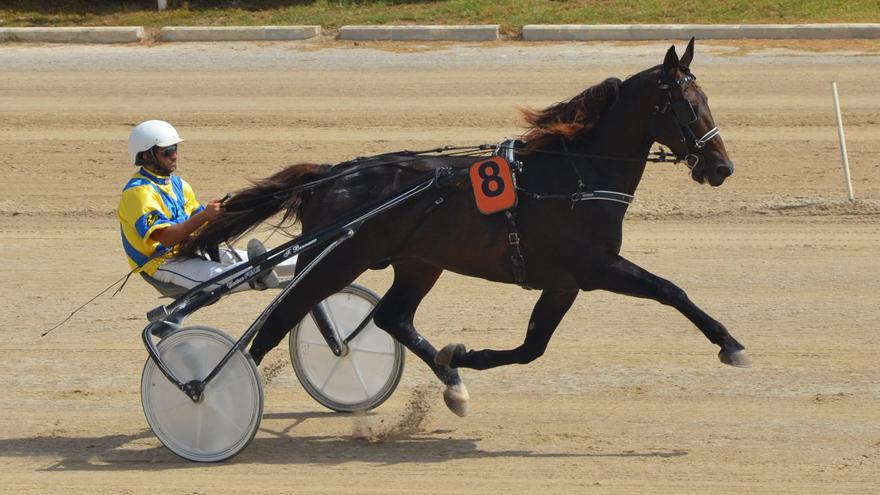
[141,327,262,462]
[295,291,399,406]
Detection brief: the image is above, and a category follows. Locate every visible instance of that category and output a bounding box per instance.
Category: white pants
[152,248,297,292]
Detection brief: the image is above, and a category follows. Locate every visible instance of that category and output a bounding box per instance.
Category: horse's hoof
[719,349,752,368]
[435,343,466,367]
[443,383,469,417]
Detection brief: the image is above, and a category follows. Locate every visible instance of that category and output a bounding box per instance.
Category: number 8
[478,161,505,198]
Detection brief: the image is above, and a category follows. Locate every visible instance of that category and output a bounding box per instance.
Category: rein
[223,142,683,216]
[498,143,683,164]
[225,146,495,211]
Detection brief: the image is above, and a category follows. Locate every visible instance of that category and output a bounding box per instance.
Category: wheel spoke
[194,341,223,379]
[318,357,343,393]
[349,348,396,357]
[195,396,204,451]
[209,370,253,395]
[350,355,372,399]
[164,336,227,382]
[323,299,345,339]
[204,401,248,435]
[151,391,193,417]
[166,342,206,382]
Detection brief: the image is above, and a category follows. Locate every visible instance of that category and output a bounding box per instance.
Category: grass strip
[2,0,880,35]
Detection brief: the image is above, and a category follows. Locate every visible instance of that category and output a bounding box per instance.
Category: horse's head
[649,38,734,186]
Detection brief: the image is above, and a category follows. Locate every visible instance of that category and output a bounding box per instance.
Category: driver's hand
[203,199,223,221]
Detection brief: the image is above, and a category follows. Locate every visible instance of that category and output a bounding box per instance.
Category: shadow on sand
[0,411,687,471]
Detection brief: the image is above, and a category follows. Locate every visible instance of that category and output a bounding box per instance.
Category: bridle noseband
[656,68,721,170]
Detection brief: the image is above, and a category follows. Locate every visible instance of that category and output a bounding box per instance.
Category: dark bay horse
[181,39,749,417]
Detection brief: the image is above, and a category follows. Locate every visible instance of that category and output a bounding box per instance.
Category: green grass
[2,0,879,35]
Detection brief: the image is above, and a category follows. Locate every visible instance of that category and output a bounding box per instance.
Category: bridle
[656,67,721,171]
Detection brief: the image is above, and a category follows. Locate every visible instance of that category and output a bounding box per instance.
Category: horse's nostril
[718,163,734,178]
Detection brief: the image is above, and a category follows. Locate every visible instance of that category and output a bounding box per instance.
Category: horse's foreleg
[592,256,750,367]
[372,261,469,416]
[437,288,578,370]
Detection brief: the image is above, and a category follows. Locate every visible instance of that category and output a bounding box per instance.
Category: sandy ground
[1,39,879,494]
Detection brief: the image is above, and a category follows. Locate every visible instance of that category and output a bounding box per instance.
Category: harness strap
[561,138,587,194]
[500,138,522,169]
[517,187,634,208]
[496,139,531,289]
[493,139,635,288]
[504,209,532,290]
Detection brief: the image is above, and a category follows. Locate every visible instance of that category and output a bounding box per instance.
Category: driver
[117,120,291,293]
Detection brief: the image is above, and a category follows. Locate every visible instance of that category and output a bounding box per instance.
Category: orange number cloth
[469,156,517,215]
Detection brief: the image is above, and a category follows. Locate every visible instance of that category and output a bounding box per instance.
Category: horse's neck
[576,84,655,196]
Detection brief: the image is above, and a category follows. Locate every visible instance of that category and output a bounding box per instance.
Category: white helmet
[128,120,183,164]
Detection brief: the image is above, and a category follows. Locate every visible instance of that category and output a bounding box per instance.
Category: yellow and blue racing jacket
[117,167,203,275]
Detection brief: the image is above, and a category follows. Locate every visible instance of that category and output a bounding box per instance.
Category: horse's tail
[178,163,331,257]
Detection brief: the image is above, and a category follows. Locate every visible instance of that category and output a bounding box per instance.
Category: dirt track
[1,39,879,494]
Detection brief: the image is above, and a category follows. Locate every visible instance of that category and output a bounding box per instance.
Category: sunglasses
[157,144,178,157]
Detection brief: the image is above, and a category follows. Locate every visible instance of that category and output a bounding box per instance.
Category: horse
[180,38,749,417]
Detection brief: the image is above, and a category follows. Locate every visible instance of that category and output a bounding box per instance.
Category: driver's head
[128,120,183,175]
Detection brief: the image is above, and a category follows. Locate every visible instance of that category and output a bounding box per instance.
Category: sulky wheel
[290,284,404,412]
[141,326,263,462]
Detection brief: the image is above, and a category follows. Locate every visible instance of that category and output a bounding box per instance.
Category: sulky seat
[140,272,189,299]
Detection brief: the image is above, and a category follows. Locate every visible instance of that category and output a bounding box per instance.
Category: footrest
[147,305,170,323]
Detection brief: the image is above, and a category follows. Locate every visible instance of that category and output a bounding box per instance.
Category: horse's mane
[519,77,622,150]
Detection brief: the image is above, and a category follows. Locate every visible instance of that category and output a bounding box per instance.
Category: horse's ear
[680,37,695,69]
[663,45,679,73]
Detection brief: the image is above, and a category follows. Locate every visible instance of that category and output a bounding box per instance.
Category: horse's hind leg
[372,260,469,417]
[436,288,579,370]
[591,256,750,367]
[248,245,371,365]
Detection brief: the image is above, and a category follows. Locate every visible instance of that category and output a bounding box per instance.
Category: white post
[831,82,855,202]
[158,0,167,11]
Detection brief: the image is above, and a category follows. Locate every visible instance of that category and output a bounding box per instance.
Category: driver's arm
[150,199,222,247]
